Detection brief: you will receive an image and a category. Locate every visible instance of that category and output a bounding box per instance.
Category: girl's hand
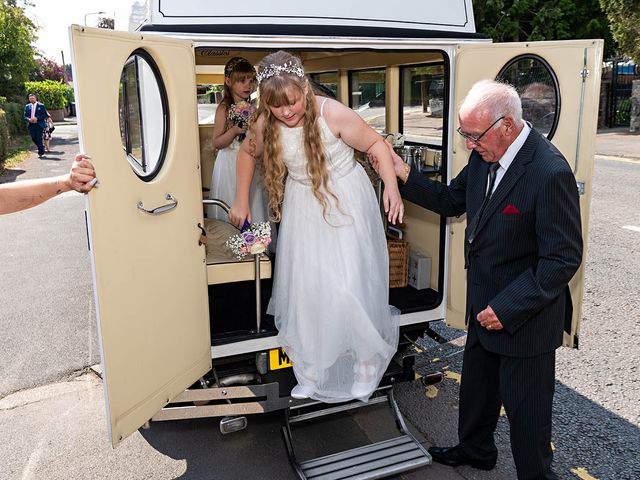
[233,124,247,136]
[383,185,404,225]
[229,198,251,229]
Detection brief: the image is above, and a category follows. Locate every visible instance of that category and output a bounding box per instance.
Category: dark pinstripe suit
[400,127,583,479]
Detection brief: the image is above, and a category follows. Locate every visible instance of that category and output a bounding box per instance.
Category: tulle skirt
[207,143,269,224]
[268,164,399,402]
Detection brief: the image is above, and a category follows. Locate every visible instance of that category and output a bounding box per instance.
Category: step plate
[299,434,430,480]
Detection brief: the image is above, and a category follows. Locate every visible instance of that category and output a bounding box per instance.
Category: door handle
[137,194,178,215]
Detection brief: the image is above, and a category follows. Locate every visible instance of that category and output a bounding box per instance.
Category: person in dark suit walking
[24,93,49,158]
[374,80,583,479]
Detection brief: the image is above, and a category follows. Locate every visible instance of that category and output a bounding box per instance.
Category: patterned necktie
[467,162,500,245]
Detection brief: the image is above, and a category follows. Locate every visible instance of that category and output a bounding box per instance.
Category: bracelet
[401,162,410,183]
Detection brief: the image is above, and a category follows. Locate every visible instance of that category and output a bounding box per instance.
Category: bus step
[282,389,431,480]
[299,434,430,480]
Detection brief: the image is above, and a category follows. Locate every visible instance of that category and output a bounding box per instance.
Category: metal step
[282,389,431,480]
[299,434,430,480]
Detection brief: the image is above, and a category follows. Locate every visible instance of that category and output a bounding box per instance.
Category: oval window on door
[118,49,169,180]
[496,55,560,139]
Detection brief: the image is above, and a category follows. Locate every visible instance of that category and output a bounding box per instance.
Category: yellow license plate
[269,348,293,370]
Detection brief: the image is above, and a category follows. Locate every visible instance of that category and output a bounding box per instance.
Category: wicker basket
[387,237,409,288]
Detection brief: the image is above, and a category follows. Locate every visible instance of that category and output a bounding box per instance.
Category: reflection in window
[118,51,168,179]
[350,69,386,133]
[309,72,338,99]
[401,64,445,145]
[497,55,559,138]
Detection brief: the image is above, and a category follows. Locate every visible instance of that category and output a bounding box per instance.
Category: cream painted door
[448,39,603,348]
[70,26,210,446]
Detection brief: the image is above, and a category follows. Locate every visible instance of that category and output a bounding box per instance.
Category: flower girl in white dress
[207,57,268,223]
[230,51,402,402]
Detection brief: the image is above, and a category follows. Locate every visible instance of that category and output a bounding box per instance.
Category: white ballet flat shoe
[291,384,314,399]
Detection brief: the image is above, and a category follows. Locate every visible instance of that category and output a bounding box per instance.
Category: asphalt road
[0,125,638,479]
[0,125,100,398]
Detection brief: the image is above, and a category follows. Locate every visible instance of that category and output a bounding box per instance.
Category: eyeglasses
[457,116,505,145]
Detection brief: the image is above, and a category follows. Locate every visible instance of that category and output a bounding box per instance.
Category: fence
[600,60,639,128]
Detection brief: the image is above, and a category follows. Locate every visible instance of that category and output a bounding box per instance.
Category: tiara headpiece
[256,61,305,84]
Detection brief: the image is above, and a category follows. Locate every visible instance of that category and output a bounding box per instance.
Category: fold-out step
[282,388,431,480]
[299,434,430,480]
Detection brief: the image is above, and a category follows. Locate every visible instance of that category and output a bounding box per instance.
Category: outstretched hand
[68,153,97,194]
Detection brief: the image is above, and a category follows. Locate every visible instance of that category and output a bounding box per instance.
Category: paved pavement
[0,123,638,479]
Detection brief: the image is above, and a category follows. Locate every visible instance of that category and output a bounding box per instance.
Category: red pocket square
[502,204,520,214]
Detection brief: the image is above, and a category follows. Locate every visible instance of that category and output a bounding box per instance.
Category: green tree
[474,0,616,59]
[0,0,39,101]
[31,58,65,82]
[599,0,640,61]
[97,17,114,29]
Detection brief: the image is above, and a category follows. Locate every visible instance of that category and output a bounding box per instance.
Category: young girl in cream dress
[230,51,402,403]
[207,57,268,223]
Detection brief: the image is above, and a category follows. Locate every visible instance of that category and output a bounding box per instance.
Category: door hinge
[576,181,586,195]
[579,67,590,80]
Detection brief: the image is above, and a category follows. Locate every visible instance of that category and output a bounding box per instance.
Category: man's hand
[477,305,504,331]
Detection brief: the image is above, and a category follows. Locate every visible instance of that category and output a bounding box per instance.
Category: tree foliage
[0,0,39,101]
[97,17,114,29]
[599,0,640,61]
[473,0,616,59]
[31,58,65,82]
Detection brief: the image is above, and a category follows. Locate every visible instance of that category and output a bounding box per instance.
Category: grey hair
[459,79,523,126]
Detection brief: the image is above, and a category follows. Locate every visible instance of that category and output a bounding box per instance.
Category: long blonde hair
[256,51,338,222]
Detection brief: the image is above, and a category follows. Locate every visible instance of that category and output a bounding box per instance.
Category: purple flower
[242,231,256,245]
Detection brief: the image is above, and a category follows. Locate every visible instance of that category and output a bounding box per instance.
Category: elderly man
[386,80,582,479]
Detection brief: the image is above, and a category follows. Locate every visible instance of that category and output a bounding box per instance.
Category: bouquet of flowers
[227,100,256,142]
[226,221,272,260]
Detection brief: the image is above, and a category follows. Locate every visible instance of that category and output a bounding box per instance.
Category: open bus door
[70,25,211,447]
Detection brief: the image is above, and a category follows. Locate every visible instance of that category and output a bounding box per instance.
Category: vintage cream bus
[70,0,602,477]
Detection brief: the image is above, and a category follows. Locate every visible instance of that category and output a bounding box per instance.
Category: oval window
[496,55,560,139]
[118,49,169,180]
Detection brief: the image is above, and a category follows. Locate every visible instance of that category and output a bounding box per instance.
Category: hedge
[0,108,8,164]
[23,80,74,110]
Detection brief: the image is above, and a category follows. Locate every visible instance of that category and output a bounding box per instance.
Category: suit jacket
[400,128,583,357]
[24,102,49,128]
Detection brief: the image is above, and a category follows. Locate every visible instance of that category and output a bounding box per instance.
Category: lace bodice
[279,116,356,185]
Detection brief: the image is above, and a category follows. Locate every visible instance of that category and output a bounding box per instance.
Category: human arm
[322,98,403,224]
[0,153,97,215]
[212,104,245,150]
[370,140,467,217]
[229,116,265,228]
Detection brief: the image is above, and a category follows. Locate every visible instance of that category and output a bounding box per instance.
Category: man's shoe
[428,445,496,470]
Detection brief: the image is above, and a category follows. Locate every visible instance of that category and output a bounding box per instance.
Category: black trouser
[458,324,557,480]
[28,124,45,155]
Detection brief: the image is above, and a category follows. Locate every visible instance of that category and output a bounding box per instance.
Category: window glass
[496,55,559,139]
[350,69,386,133]
[401,64,445,145]
[118,50,168,179]
[309,72,338,99]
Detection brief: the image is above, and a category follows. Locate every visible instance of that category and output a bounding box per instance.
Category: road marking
[595,154,640,164]
[622,225,640,233]
[570,467,599,480]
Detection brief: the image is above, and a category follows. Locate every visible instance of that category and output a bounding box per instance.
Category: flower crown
[256,61,305,84]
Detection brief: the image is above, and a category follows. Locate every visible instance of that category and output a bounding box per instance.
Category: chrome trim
[136,193,177,214]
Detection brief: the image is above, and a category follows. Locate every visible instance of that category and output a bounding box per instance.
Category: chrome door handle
[137,194,178,215]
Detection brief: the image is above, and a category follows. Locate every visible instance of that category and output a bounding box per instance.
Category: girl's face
[227,73,255,101]
[269,88,306,128]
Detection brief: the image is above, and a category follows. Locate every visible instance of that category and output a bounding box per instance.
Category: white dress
[208,137,269,223]
[268,102,399,403]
